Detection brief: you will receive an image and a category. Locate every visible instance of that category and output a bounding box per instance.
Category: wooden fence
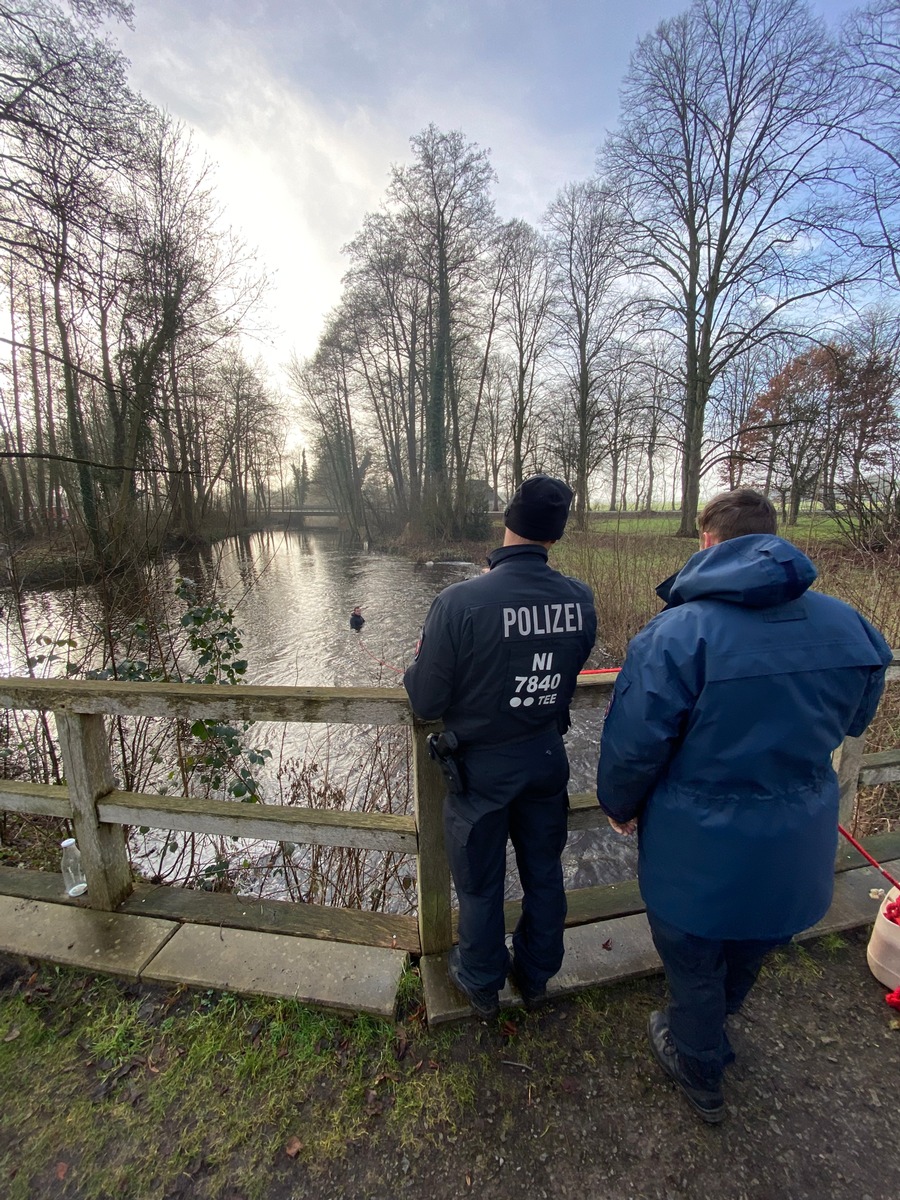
[0,664,899,959]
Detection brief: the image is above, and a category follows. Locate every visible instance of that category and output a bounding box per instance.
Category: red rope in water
[355,634,405,677]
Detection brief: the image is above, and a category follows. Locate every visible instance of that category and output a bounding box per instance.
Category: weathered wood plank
[571,674,616,708]
[859,748,900,786]
[97,791,417,853]
[0,866,83,904]
[801,857,900,939]
[412,724,452,955]
[56,712,132,910]
[497,879,645,934]
[835,830,900,873]
[0,780,71,819]
[833,733,865,840]
[0,677,412,725]
[568,791,603,830]
[121,882,420,952]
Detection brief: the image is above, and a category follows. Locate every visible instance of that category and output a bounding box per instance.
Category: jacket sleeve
[403,595,458,720]
[596,619,698,824]
[846,615,894,738]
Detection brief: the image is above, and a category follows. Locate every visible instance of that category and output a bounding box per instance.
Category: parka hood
[657,534,817,610]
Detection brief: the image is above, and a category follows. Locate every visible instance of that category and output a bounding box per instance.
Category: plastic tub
[867,886,900,990]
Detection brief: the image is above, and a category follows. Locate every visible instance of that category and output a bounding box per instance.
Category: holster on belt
[427,730,465,795]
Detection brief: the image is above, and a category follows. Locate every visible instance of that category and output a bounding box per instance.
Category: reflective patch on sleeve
[414,627,424,659]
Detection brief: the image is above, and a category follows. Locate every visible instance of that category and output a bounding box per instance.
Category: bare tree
[496,219,553,488]
[544,179,621,529]
[602,0,854,535]
[387,125,496,532]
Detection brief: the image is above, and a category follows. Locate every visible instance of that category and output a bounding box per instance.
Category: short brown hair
[698,488,777,541]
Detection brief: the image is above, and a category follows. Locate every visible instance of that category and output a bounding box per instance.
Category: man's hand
[607,815,637,835]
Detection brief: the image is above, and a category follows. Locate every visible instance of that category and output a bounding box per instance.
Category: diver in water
[349,606,365,632]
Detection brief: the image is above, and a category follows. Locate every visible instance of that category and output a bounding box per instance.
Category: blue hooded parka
[597,534,892,940]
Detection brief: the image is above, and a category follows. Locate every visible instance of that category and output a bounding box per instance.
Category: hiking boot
[648,1011,726,1124]
[447,947,499,1020]
[508,956,550,1011]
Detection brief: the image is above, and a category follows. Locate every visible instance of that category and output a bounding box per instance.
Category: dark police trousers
[647,909,790,1084]
[443,726,569,995]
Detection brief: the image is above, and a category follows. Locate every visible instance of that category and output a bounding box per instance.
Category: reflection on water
[6,530,637,895]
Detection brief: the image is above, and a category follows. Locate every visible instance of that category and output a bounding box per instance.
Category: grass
[5,946,592,1200]
[0,963,478,1199]
[0,927,885,1199]
[0,957,663,1200]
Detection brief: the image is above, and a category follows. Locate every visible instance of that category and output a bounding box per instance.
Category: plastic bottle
[60,838,87,897]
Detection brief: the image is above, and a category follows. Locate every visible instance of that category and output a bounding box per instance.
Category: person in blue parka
[597,487,892,1124]
[405,476,596,1019]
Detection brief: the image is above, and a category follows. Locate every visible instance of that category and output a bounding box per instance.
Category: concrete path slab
[423,912,660,1024]
[0,894,177,978]
[141,923,408,1018]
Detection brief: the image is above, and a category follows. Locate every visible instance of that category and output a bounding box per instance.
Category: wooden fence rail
[0,663,898,959]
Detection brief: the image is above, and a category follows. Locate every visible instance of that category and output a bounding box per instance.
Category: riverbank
[1,926,897,1199]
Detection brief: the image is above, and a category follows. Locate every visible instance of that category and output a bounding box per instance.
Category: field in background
[554,522,900,836]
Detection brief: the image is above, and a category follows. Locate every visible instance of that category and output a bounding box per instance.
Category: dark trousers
[647,909,790,1084]
[443,729,570,993]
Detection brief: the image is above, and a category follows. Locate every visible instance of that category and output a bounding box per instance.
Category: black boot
[508,956,550,1011]
[648,1011,726,1124]
[447,947,499,1020]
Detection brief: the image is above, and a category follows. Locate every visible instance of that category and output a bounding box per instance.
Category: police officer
[404,476,597,1018]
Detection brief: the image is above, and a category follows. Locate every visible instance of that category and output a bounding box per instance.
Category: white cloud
[114,0,858,384]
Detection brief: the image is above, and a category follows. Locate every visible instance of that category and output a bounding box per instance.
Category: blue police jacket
[597,534,893,940]
[404,543,597,746]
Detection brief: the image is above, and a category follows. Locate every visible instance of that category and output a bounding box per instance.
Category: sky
[113,0,858,387]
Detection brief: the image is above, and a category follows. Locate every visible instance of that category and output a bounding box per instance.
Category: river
[6,530,638,904]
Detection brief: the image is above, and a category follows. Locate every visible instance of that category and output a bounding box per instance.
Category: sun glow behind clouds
[115,0,856,381]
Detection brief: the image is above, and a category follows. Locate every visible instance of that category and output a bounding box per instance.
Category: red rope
[838,824,900,892]
[355,634,405,677]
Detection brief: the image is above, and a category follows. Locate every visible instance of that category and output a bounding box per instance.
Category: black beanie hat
[504,474,573,542]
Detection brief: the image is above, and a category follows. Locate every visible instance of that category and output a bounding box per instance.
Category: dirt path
[2,927,898,1200]
[289,928,900,1200]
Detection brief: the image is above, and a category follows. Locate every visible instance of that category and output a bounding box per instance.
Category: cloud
[114,0,857,378]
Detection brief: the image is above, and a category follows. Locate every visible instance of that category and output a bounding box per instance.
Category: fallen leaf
[602,939,613,951]
[284,1137,302,1159]
[55,1162,69,1181]
[500,1020,518,1039]
[890,1018,900,1031]
[2,1027,21,1043]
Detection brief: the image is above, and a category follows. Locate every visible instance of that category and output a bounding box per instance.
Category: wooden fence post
[56,712,132,909]
[412,724,452,955]
[833,733,865,860]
